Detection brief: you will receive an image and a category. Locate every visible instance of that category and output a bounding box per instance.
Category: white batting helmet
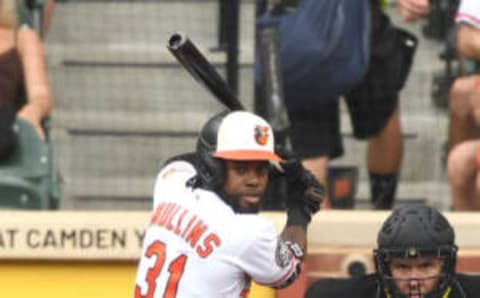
[213,111,282,162]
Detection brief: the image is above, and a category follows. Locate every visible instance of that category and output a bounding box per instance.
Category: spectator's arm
[17,26,53,141]
[42,0,55,36]
[397,0,430,22]
[457,24,480,60]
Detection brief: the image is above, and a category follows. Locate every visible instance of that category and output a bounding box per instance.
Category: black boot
[369,173,398,210]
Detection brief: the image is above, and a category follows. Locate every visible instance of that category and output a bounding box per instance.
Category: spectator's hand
[397,0,429,22]
[276,147,324,227]
[18,104,46,141]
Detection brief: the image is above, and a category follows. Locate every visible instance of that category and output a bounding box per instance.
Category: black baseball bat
[167,33,244,111]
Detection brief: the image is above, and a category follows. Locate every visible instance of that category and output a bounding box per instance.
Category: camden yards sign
[0,211,149,260]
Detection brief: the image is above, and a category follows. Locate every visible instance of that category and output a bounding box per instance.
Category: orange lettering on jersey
[150,202,166,224]
[158,203,175,227]
[174,210,188,236]
[240,289,250,298]
[134,285,143,298]
[185,220,208,248]
[181,215,197,238]
[149,202,223,259]
[166,205,181,231]
[196,233,221,258]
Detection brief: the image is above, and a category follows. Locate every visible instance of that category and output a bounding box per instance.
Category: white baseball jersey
[134,160,301,298]
[456,0,480,28]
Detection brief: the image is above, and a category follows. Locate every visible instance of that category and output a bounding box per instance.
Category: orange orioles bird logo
[254,125,269,145]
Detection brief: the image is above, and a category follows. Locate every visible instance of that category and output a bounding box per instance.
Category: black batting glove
[275,147,324,228]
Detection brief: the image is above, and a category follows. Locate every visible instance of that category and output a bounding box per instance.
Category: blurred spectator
[0,0,53,160]
[447,140,480,210]
[258,0,417,209]
[447,0,480,210]
[42,0,55,35]
[448,76,480,150]
[23,0,55,36]
[396,0,430,22]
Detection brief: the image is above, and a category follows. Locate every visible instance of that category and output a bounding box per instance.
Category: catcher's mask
[373,204,458,298]
[196,110,282,209]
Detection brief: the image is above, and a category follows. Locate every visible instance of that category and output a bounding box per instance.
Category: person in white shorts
[447,0,480,210]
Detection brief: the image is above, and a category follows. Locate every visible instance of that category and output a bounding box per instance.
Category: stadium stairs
[45,1,450,210]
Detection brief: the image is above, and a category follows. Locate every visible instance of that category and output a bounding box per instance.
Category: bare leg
[448,76,480,151]
[303,157,330,209]
[447,140,480,210]
[367,108,403,173]
[42,0,55,36]
[367,108,403,209]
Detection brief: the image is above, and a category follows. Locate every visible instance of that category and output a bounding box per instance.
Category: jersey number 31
[135,241,187,298]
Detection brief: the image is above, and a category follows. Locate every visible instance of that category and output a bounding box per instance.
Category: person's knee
[447,142,477,188]
[470,89,480,125]
[449,77,476,119]
[381,107,401,130]
[475,175,480,196]
[365,107,402,145]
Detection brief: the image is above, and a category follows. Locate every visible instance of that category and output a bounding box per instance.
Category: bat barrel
[167,32,245,111]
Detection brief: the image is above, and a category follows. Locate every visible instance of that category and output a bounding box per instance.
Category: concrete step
[47,55,255,114]
[45,52,437,120]
[46,0,255,53]
[51,110,216,132]
[53,127,198,179]
[332,110,448,181]
[50,111,447,183]
[59,177,154,210]
[353,179,450,211]
[58,174,449,211]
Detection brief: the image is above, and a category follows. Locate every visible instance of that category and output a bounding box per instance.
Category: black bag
[0,106,17,162]
[256,0,371,109]
[348,7,418,102]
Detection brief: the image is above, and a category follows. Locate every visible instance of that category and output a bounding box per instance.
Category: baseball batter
[134,111,323,298]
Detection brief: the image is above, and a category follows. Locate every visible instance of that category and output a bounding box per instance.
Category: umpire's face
[389,257,444,298]
[223,160,270,213]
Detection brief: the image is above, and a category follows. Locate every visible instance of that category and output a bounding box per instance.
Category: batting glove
[276,147,324,228]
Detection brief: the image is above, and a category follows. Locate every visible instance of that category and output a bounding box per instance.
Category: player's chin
[237,196,261,214]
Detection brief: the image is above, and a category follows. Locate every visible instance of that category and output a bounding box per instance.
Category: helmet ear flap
[197,143,225,190]
[196,110,229,190]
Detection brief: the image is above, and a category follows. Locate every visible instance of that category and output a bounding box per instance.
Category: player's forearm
[280,225,307,253]
[457,25,480,59]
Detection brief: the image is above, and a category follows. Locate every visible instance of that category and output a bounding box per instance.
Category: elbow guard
[272,241,305,289]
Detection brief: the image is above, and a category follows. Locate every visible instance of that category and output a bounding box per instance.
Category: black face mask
[382,275,449,298]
